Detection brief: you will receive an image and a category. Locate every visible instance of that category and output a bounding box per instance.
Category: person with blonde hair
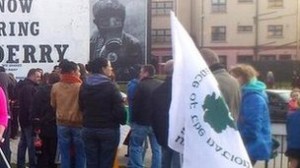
[229,64,272,166]
[288,88,300,113]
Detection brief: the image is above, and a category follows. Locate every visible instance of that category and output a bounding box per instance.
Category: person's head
[139,64,156,79]
[93,0,125,32]
[27,68,42,84]
[164,59,174,76]
[59,60,81,77]
[267,71,273,76]
[86,57,113,77]
[41,72,50,84]
[199,48,220,66]
[77,63,88,81]
[52,65,60,73]
[36,68,43,75]
[48,72,60,85]
[229,64,258,85]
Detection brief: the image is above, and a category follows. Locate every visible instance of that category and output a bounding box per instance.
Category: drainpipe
[200,0,204,48]
[254,0,259,61]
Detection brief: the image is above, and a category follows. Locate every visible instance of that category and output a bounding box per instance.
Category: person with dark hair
[51,60,85,168]
[77,63,88,82]
[8,73,19,140]
[17,68,42,168]
[79,57,126,168]
[90,0,142,81]
[128,64,162,168]
[52,65,60,74]
[32,72,60,168]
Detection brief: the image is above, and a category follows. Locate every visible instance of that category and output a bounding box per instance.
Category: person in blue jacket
[285,92,300,168]
[230,64,272,166]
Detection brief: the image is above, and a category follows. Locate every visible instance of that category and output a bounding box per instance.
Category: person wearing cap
[90,0,142,81]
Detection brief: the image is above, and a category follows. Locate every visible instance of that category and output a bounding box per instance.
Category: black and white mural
[90,0,148,81]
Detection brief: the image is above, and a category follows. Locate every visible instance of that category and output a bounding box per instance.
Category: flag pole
[0,146,11,168]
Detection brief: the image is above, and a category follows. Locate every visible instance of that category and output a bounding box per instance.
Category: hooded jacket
[79,74,126,128]
[238,78,272,161]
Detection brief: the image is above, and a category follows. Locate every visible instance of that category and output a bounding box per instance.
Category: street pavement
[9,125,152,167]
[9,124,287,168]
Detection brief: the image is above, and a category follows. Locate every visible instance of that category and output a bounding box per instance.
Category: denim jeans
[128,123,161,168]
[17,126,36,168]
[82,127,119,168]
[57,125,85,168]
[162,146,182,168]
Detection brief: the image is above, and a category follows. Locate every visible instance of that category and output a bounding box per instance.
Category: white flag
[168,12,252,168]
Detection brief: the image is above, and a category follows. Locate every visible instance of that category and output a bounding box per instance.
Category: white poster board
[0,0,90,80]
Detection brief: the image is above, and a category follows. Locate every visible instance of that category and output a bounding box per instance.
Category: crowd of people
[0,48,297,168]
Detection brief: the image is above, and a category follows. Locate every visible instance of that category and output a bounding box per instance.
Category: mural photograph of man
[90,0,145,81]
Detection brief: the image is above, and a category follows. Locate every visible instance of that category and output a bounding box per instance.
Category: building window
[212,0,226,13]
[238,0,253,2]
[152,1,173,15]
[279,54,291,60]
[238,26,253,33]
[268,25,283,37]
[268,0,283,8]
[218,55,227,68]
[260,55,276,61]
[211,26,226,42]
[151,29,171,43]
[237,55,253,63]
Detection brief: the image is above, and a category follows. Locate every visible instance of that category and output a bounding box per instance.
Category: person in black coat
[31,72,60,168]
[79,57,126,168]
[17,68,42,168]
[151,60,181,168]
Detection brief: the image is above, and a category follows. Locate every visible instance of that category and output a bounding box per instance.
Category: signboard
[0,0,148,81]
[0,0,90,80]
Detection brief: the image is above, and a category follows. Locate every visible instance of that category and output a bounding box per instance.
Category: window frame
[151,28,171,43]
[211,26,226,42]
[151,1,173,15]
[237,55,254,63]
[211,0,227,13]
[268,0,283,8]
[268,25,283,38]
[260,54,276,61]
[237,25,253,33]
[238,0,253,2]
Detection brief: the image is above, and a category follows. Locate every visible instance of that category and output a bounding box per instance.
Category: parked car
[266,89,291,123]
